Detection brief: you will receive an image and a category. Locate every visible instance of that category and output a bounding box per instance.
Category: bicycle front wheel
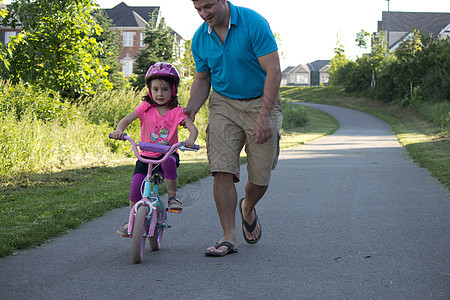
[149,206,164,251]
[131,206,148,263]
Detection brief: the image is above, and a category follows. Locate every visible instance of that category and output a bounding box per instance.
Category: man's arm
[184,70,212,122]
[253,50,282,144]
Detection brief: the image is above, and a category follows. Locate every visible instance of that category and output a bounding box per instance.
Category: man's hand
[252,113,272,144]
[183,107,196,123]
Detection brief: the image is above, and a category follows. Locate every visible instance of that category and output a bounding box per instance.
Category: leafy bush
[372,55,400,102]
[281,100,308,129]
[331,31,449,105]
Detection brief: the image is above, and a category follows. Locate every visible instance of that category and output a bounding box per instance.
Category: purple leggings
[129,155,178,203]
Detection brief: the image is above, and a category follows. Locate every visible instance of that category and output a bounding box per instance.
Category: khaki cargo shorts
[206,91,283,186]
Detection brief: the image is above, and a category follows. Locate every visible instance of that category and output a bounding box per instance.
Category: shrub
[282,100,308,129]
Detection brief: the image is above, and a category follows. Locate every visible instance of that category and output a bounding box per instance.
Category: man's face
[192,0,228,28]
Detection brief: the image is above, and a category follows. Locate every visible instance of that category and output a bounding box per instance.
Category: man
[185,0,282,256]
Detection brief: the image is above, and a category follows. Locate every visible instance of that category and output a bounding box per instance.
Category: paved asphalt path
[1,103,448,299]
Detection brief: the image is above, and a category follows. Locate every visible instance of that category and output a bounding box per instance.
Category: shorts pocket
[271,130,282,170]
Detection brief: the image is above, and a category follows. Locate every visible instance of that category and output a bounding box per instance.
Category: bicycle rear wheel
[149,206,164,251]
[131,206,148,263]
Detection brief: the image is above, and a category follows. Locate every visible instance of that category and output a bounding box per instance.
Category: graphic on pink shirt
[151,126,170,145]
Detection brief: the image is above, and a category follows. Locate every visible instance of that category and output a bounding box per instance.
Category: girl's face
[149,79,173,106]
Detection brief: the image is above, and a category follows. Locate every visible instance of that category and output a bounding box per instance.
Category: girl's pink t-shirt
[135,101,187,158]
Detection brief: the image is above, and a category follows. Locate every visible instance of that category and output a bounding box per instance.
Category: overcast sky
[4,0,449,69]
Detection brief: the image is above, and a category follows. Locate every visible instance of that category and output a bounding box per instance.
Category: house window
[122,32,135,47]
[4,31,16,44]
[297,75,308,83]
[140,32,145,47]
[120,56,134,77]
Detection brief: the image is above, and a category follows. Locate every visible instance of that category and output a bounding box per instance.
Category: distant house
[281,60,330,86]
[103,2,159,77]
[377,11,450,51]
[103,2,184,77]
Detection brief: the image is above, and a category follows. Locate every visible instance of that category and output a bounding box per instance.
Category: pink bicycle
[109,133,199,263]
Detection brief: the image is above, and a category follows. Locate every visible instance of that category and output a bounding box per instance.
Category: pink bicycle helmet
[145,62,180,96]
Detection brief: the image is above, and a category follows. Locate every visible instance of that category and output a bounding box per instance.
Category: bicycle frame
[111,133,199,239]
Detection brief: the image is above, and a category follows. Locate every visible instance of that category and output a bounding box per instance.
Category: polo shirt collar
[208,1,238,34]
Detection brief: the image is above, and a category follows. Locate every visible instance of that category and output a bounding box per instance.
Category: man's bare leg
[205,172,237,254]
[241,181,267,242]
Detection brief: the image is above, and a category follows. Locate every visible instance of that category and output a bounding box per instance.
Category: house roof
[282,66,294,73]
[308,60,331,72]
[102,2,183,38]
[103,2,159,27]
[290,64,310,74]
[378,11,450,36]
[283,60,331,74]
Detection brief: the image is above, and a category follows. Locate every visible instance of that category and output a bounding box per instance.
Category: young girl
[111,62,198,236]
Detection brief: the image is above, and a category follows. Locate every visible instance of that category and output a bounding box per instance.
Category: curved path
[1,103,448,299]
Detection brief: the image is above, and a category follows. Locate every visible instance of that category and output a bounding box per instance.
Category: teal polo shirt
[192,1,278,100]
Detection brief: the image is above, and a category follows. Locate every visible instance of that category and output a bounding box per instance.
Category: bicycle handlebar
[108,133,199,164]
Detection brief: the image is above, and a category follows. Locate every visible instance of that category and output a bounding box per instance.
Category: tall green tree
[328,34,349,86]
[355,30,388,89]
[393,30,427,100]
[133,12,174,88]
[1,0,112,98]
[92,9,128,89]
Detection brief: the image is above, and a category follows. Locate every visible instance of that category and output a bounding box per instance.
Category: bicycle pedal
[168,208,182,214]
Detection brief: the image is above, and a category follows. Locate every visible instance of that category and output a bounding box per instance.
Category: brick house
[103,2,184,77]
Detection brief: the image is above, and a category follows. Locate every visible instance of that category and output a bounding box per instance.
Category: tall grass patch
[413,101,449,128]
[0,80,72,123]
[79,87,144,128]
[0,111,113,180]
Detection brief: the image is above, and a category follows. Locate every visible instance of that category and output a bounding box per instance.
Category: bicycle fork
[127,177,168,237]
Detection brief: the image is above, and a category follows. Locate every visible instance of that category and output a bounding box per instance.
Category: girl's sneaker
[168,197,183,210]
[117,222,129,237]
